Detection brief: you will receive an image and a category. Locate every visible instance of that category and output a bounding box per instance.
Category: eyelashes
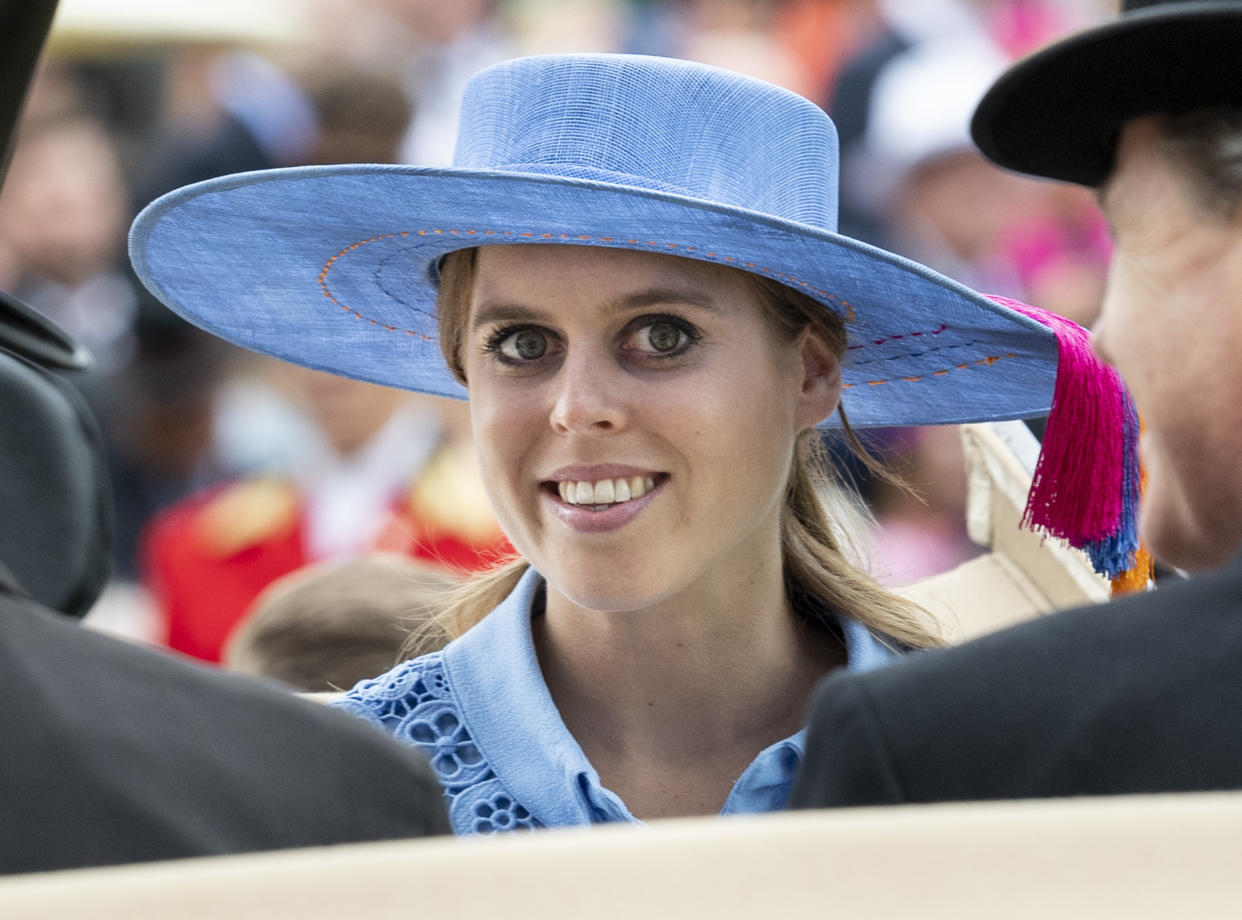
[483,324,552,363]
[480,314,702,368]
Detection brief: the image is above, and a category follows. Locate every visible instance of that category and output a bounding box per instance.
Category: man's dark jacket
[792,554,1242,808]
[0,567,449,875]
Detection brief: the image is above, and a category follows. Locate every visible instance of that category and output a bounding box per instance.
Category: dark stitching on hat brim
[320,228,864,322]
[317,228,860,333]
[318,229,1018,390]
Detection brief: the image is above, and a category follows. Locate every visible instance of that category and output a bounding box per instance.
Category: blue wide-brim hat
[130,52,1059,429]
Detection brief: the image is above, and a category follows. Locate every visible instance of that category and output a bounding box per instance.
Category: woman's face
[460,245,840,612]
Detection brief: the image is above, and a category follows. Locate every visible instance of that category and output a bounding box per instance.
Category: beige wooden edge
[3,792,1241,919]
[961,421,1109,606]
[895,422,1111,644]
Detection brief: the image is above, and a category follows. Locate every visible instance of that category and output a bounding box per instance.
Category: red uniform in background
[143,440,511,663]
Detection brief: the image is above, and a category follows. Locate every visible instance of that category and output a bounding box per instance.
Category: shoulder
[832,560,1242,700]
[339,651,488,796]
[11,597,442,779]
[337,621,547,835]
[0,596,449,869]
[795,564,1242,807]
[337,650,455,729]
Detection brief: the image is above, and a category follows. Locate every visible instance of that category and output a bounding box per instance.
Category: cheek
[1140,436,1234,570]
[467,384,530,507]
[704,372,799,492]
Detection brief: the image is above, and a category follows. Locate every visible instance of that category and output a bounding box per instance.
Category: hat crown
[453,54,840,232]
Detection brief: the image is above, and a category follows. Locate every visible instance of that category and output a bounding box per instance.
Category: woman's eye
[499,328,548,361]
[646,322,684,353]
[625,317,696,358]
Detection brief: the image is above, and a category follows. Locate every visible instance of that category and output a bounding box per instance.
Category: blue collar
[441,567,895,826]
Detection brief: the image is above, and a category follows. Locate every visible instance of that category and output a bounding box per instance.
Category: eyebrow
[470,287,721,331]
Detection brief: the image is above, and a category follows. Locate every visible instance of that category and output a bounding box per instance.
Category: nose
[1090,323,1113,367]
[549,349,627,434]
[1090,292,1116,367]
[1090,261,1120,367]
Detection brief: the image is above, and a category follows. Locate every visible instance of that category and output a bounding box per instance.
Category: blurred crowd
[1,0,1114,670]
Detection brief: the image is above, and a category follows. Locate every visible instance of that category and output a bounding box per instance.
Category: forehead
[1098,117,1187,233]
[470,244,752,304]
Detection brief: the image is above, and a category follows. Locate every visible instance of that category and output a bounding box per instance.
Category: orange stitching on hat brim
[842,353,1020,389]
[318,230,867,336]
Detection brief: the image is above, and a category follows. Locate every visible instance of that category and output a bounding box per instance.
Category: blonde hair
[426,247,943,650]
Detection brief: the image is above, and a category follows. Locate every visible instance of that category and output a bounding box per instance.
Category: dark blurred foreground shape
[0,0,448,876]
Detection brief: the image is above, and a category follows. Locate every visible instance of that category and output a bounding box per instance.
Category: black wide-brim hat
[971,0,1242,186]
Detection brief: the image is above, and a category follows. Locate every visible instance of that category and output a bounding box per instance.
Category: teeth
[556,475,658,507]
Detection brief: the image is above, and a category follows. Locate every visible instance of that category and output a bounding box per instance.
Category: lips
[542,467,668,516]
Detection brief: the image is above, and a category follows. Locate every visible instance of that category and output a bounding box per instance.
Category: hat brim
[129,164,1057,429]
[972,2,1242,186]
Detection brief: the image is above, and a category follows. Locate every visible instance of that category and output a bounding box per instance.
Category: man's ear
[794,329,842,430]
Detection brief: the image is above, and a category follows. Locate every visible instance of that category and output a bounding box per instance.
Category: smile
[556,475,657,510]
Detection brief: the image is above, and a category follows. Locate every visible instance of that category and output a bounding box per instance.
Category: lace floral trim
[340,654,542,835]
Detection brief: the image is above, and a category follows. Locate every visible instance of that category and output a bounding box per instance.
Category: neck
[533,551,844,819]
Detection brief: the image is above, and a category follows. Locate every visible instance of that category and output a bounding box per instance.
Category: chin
[553,583,659,615]
[1143,502,1242,574]
[547,565,676,615]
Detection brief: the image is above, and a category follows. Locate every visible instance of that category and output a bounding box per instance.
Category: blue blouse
[338,567,896,835]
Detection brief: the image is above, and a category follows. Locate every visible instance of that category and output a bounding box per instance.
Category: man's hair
[1156,106,1242,220]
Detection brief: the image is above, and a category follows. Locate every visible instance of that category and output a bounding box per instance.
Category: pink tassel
[986,296,1139,576]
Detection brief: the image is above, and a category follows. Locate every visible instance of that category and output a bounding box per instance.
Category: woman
[130,54,1071,833]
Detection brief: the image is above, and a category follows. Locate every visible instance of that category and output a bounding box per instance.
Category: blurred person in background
[829,0,1106,247]
[387,0,511,165]
[138,42,317,203]
[0,112,138,379]
[0,105,227,605]
[860,24,1047,293]
[828,0,995,246]
[867,426,979,586]
[998,179,1111,330]
[675,0,811,91]
[224,553,457,693]
[859,16,1113,321]
[3,12,325,615]
[139,61,507,664]
[301,66,416,166]
[504,0,630,56]
[143,362,509,664]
